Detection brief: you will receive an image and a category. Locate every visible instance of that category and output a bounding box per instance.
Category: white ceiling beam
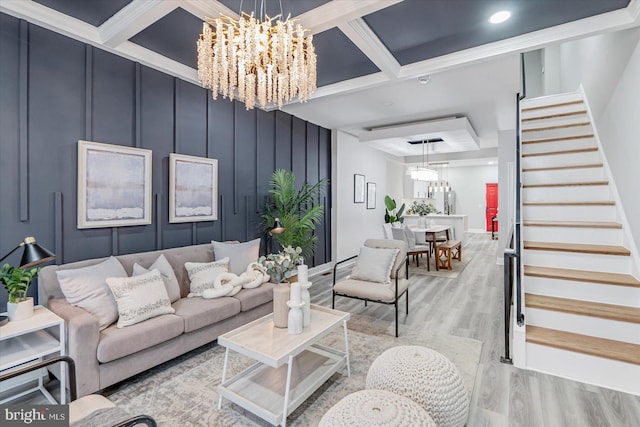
[299,0,403,35]
[181,0,239,21]
[99,0,177,48]
[0,0,101,43]
[310,72,390,100]
[398,4,640,79]
[115,41,199,84]
[338,18,400,79]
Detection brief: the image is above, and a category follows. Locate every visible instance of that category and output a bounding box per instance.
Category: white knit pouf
[318,389,436,427]
[366,346,469,427]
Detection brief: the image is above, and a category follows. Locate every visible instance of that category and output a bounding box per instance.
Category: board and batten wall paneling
[0,14,331,310]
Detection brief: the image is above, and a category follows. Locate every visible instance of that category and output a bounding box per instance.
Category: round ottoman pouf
[366,346,469,427]
[318,389,436,427]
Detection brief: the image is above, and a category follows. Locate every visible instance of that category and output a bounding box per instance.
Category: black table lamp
[0,236,56,269]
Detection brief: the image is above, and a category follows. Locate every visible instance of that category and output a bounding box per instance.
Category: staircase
[518,91,640,395]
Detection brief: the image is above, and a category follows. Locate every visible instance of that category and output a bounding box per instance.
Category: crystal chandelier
[197,6,317,111]
[411,140,438,181]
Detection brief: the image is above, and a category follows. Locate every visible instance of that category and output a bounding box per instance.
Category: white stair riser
[522,125,593,142]
[523,276,639,306]
[523,250,631,274]
[523,185,609,202]
[522,151,601,168]
[522,167,604,184]
[523,226,622,245]
[521,92,583,109]
[522,138,596,155]
[525,343,640,395]
[523,205,616,222]
[521,114,590,130]
[526,308,640,344]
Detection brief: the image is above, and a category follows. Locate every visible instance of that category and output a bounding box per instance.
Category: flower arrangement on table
[409,201,439,216]
[258,246,303,283]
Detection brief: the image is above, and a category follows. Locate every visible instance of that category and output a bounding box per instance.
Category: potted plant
[410,201,439,216]
[384,195,405,224]
[262,169,328,261]
[258,246,304,328]
[1,263,40,321]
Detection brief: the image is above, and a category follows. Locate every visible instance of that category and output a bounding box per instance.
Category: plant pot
[273,283,290,328]
[7,297,34,321]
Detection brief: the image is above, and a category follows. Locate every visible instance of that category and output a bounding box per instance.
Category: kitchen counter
[404,214,468,240]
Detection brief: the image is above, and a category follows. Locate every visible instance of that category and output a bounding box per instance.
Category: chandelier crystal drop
[197,12,317,110]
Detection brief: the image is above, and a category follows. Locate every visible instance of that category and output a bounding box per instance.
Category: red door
[486,183,498,232]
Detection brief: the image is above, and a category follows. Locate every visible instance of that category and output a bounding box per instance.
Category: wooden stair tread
[526,294,640,324]
[524,265,640,288]
[524,241,630,256]
[523,134,594,144]
[526,326,640,365]
[522,110,587,122]
[522,163,602,172]
[523,201,614,206]
[524,220,621,228]
[522,100,584,112]
[523,180,607,188]
[523,122,590,132]
[522,147,597,157]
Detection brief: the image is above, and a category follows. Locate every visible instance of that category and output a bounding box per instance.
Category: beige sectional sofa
[39,243,276,397]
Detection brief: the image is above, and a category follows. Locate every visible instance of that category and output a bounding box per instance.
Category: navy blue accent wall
[0,14,331,309]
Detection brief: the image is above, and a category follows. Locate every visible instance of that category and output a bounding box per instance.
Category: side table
[0,305,66,404]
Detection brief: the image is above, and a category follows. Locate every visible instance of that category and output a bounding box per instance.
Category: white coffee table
[217,304,350,426]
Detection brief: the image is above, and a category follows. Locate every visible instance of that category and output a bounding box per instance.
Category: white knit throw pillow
[185,257,229,297]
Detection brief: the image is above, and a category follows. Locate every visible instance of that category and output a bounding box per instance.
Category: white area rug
[104,313,482,426]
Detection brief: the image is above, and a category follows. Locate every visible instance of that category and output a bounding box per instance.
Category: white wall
[543,27,640,117]
[332,130,404,261]
[446,164,499,231]
[498,130,516,259]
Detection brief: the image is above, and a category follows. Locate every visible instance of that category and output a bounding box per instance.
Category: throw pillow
[185,257,229,297]
[106,269,175,328]
[211,238,260,275]
[350,246,399,284]
[56,256,126,330]
[132,254,181,302]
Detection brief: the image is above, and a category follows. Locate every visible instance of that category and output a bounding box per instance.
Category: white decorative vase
[300,281,312,327]
[287,301,304,335]
[419,216,427,228]
[273,283,290,328]
[7,297,34,321]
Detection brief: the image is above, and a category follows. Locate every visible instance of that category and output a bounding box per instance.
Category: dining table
[411,225,452,271]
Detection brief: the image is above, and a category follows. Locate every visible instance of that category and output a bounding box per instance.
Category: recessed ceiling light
[417,75,431,84]
[489,10,511,24]
[488,161,494,165]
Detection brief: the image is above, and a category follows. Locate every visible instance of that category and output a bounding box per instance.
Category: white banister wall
[332,129,404,263]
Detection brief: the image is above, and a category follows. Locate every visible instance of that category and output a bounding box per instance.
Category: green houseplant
[262,169,328,261]
[410,200,439,216]
[1,263,40,321]
[384,195,405,223]
[258,246,303,283]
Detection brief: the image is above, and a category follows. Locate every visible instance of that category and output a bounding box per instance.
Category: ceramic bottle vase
[273,282,290,328]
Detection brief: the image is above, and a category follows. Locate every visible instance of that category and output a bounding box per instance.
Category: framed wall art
[77,140,152,229]
[366,182,376,209]
[354,174,365,203]
[169,153,218,223]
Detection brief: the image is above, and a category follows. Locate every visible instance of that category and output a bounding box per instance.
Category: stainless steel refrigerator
[444,190,455,215]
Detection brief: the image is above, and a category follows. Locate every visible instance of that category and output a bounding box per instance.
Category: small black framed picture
[366,182,376,209]
[354,174,365,203]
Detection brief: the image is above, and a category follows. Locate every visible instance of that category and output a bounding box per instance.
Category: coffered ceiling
[2,0,639,161]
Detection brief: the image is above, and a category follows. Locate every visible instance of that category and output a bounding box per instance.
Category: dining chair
[391,225,430,270]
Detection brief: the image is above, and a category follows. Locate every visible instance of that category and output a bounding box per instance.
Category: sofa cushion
[172,297,241,333]
[132,254,181,302]
[106,270,175,328]
[231,282,276,312]
[334,278,409,303]
[211,238,261,275]
[185,258,229,297]
[57,257,126,330]
[97,314,184,363]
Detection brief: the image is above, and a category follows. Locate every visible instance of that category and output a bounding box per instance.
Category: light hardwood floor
[313,233,640,427]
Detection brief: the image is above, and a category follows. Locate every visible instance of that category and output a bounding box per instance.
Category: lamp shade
[411,167,438,182]
[271,218,286,235]
[19,237,56,268]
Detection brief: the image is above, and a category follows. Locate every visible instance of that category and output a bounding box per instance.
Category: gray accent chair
[332,239,409,337]
[391,226,431,270]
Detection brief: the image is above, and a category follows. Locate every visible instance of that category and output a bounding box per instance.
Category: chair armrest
[333,255,358,285]
[0,355,78,401]
[394,255,408,279]
[48,298,101,397]
[113,415,157,427]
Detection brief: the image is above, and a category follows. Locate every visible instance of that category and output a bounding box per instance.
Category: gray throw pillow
[132,254,181,302]
[350,246,399,284]
[211,238,261,275]
[56,256,126,330]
